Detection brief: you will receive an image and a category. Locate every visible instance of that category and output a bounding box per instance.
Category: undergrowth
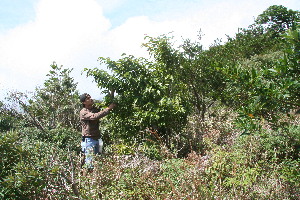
[1,121,299,199]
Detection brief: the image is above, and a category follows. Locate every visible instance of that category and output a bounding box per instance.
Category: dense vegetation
[1,5,299,199]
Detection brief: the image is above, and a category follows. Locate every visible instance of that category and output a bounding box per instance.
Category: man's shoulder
[80,107,99,114]
[80,108,89,115]
[80,108,87,112]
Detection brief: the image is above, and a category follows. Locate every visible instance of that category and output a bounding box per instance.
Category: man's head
[80,93,93,108]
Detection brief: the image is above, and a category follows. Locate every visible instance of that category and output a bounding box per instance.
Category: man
[79,93,116,169]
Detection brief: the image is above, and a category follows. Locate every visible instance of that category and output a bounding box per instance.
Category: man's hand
[108,103,117,110]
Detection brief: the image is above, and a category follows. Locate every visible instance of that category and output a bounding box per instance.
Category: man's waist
[82,135,100,141]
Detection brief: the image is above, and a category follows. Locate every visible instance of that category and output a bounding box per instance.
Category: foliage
[256,5,300,34]
[1,123,299,199]
[0,131,28,179]
[0,5,300,199]
[86,6,299,145]
[0,131,46,199]
[85,54,190,149]
[1,63,82,198]
[0,130,81,199]
[198,125,300,199]
[211,13,300,131]
[143,35,226,121]
[0,101,16,132]
[7,62,81,132]
[16,126,81,152]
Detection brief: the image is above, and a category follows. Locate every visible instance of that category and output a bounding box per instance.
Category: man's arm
[80,107,112,120]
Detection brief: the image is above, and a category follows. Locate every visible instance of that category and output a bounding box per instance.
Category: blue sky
[0,0,36,31]
[102,0,208,27]
[0,0,204,32]
[0,0,299,100]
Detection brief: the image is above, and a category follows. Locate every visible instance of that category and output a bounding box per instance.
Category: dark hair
[80,93,90,108]
[80,93,88,103]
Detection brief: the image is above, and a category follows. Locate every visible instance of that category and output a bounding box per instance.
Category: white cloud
[0,0,299,100]
[0,0,111,97]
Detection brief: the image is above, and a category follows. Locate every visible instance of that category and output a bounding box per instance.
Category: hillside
[0,5,299,199]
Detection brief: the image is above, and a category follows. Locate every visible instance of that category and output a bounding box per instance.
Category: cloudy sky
[0,0,299,100]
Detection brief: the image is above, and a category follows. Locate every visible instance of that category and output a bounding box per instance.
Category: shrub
[0,130,81,199]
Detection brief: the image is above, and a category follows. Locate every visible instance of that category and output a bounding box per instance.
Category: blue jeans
[81,138,103,168]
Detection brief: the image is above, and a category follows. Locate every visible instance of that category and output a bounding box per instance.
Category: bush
[0,131,29,179]
[0,131,46,199]
[17,127,81,152]
[0,130,82,199]
[200,125,300,199]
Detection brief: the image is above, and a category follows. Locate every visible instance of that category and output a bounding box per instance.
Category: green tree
[144,35,231,122]
[256,5,300,34]
[218,21,300,130]
[85,53,190,148]
[8,62,81,132]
